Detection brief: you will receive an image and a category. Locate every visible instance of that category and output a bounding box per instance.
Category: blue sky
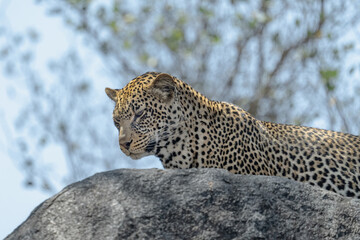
[0,2,162,236]
[0,1,64,237]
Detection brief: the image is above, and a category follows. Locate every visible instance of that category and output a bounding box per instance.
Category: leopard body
[105,72,360,198]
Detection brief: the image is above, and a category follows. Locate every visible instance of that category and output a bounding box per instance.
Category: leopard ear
[149,73,176,103]
[105,88,118,102]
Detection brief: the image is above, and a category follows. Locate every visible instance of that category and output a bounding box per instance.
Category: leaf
[123,40,131,49]
[248,19,257,29]
[320,69,338,92]
[139,53,149,63]
[164,29,184,51]
[343,43,354,51]
[113,1,120,13]
[199,6,213,17]
[271,32,280,44]
[123,14,136,24]
[314,30,322,38]
[171,29,184,41]
[320,69,338,80]
[109,20,118,33]
[209,34,221,43]
[236,13,244,21]
[178,14,187,25]
[142,6,151,13]
[332,48,339,60]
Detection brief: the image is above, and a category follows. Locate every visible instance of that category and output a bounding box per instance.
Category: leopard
[105,72,360,198]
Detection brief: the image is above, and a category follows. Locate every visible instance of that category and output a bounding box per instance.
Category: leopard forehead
[113,72,163,115]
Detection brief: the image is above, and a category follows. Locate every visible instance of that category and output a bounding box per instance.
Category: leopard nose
[119,126,126,140]
[120,140,132,150]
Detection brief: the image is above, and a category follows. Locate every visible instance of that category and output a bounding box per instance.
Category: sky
[0,1,64,237]
[0,3,163,237]
[0,0,97,237]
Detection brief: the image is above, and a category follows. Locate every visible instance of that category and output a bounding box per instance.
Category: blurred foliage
[1,0,360,191]
[320,69,338,92]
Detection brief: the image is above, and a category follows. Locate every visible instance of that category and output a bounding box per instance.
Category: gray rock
[6,169,360,240]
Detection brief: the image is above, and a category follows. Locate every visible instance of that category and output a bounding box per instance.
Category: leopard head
[105,72,186,160]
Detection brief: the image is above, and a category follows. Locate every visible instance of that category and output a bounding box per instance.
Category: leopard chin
[128,152,151,160]
[119,146,149,160]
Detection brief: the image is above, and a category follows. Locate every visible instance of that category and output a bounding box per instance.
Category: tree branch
[269,0,325,80]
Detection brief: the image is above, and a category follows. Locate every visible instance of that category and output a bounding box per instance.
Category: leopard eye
[113,119,120,129]
[133,109,145,122]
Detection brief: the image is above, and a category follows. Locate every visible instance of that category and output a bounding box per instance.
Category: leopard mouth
[120,146,151,160]
[119,139,156,160]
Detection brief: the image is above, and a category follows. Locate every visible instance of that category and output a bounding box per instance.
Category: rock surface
[6,168,360,240]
